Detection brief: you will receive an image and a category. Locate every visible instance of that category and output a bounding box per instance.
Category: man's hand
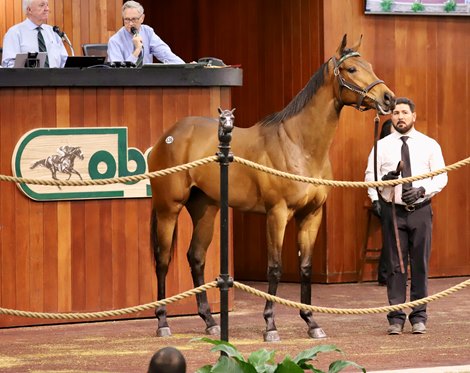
[402,186,425,205]
[371,200,381,218]
[382,170,400,181]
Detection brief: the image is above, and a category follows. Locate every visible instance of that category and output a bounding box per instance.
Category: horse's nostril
[384,92,394,106]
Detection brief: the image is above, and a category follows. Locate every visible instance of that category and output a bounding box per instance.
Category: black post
[216,108,234,343]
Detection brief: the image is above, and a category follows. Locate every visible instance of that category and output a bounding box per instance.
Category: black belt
[383,199,431,212]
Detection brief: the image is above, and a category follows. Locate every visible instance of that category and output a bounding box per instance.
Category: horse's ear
[337,34,347,55]
[231,108,236,113]
[218,107,222,114]
[350,35,363,52]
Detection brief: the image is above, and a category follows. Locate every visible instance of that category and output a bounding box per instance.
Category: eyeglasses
[123,16,142,23]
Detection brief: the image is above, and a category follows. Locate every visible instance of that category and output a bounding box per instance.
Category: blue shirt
[1,18,68,68]
[107,25,184,65]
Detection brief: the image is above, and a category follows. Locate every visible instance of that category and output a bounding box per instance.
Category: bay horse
[148,35,395,341]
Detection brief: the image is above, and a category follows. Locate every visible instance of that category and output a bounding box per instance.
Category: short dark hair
[392,97,415,113]
[148,347,186,373]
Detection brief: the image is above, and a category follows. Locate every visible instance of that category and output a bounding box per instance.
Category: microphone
[53,25,75,56]
[130,26,138,36]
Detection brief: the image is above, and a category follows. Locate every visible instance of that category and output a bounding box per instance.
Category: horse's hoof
[308,327,327,339]
[263,330,281,342]
[156,327,172,337]
[206,325,221,336]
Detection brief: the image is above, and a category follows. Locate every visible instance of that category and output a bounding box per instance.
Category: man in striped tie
[1,0,68,68]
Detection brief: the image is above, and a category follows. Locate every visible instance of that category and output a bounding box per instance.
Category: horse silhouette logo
[30,145,85,188]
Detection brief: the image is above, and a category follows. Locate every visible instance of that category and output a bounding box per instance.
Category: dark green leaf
[211,356,257,373]
[328,360,366,373]
[195,365,213,373]
[192,337,245,361]
[247,348,276,368]
[274,358,305,373]
[294,345,342,366]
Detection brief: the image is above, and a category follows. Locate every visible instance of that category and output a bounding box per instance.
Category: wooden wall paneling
[323,0,470,280]
[56,90,72,313]
[433,20,469,276]
[71,200,86,312]
[43,202,59,312]
[85,199,100,310]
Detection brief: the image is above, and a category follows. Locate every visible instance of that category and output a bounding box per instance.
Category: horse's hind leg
[151,206,180,337]
[186,188,220,335]
[297,209,326,339]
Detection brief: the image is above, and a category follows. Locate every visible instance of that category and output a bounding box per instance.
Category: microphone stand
[63,34,75,56]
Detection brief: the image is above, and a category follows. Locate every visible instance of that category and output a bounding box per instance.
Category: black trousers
[379,200,433,325]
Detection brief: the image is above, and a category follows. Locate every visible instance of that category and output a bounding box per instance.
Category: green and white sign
[12,127,153,201]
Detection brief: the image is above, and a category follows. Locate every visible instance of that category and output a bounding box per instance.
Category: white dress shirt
[365,128,448,204]
[2,18,68,68]
[107,25,184,65]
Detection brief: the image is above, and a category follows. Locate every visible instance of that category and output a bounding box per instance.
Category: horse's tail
[30,159,46,169]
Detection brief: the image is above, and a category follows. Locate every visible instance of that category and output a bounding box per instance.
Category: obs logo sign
[12,127,152,201]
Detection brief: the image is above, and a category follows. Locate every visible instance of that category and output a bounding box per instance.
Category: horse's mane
[259,45,357,127]
[259,62,329,126]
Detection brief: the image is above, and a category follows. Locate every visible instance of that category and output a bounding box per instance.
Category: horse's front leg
[71,169,83,180]
[263,207,289,342]
[152,208,179,337]
[296,208,327,339]
[186,195,220,335]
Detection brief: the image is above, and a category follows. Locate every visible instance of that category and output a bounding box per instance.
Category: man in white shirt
[365,97,447,336]
[2,0,68,68]
[107,1,184,67]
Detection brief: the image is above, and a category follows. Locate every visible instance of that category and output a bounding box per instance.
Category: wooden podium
[0,66,242,327]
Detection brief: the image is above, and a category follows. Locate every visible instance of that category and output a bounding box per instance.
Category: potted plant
[380,0,394,12]
[411,1,425,12]
[194,337,366,373]
[443,0,457,12]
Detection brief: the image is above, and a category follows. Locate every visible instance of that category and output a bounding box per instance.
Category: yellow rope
[0,156,218,186]
[1,154,468,189]
[232,279,470,314]
[233,156,470,188]
[0,281,218,320]
[1,279,469,319]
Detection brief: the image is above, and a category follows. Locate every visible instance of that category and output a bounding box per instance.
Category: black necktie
[400,136,412,190]
[36,27,49,67]
[136,50,143,68]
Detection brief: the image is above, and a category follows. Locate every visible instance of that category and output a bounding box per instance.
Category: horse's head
[218,107,236,131]
[331,34,394,115]
[71,146,84,160]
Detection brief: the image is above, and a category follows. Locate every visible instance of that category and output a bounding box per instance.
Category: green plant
[380,0,394,12]
[193,337,366,373]
[411,1,425,12]
[443,0,457,12]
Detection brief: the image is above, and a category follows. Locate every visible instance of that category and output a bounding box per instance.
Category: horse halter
[332,52,385,112]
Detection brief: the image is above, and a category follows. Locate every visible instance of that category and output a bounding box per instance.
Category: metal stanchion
[216,108,235,343]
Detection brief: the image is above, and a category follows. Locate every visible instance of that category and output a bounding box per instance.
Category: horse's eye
[347,67,357,73]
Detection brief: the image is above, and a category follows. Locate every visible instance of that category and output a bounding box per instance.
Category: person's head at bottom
[148,346,186,373]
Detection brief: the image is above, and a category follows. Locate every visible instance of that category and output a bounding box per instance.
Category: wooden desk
[0,67,241,327]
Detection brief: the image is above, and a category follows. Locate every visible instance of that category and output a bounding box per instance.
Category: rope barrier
[0,281,218,320]
[1,154,468,189]
[0,156,218,186]
[0,152,468,321]
[233,156,470,188]
[232,278,470,315]
[1,278,468,320]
